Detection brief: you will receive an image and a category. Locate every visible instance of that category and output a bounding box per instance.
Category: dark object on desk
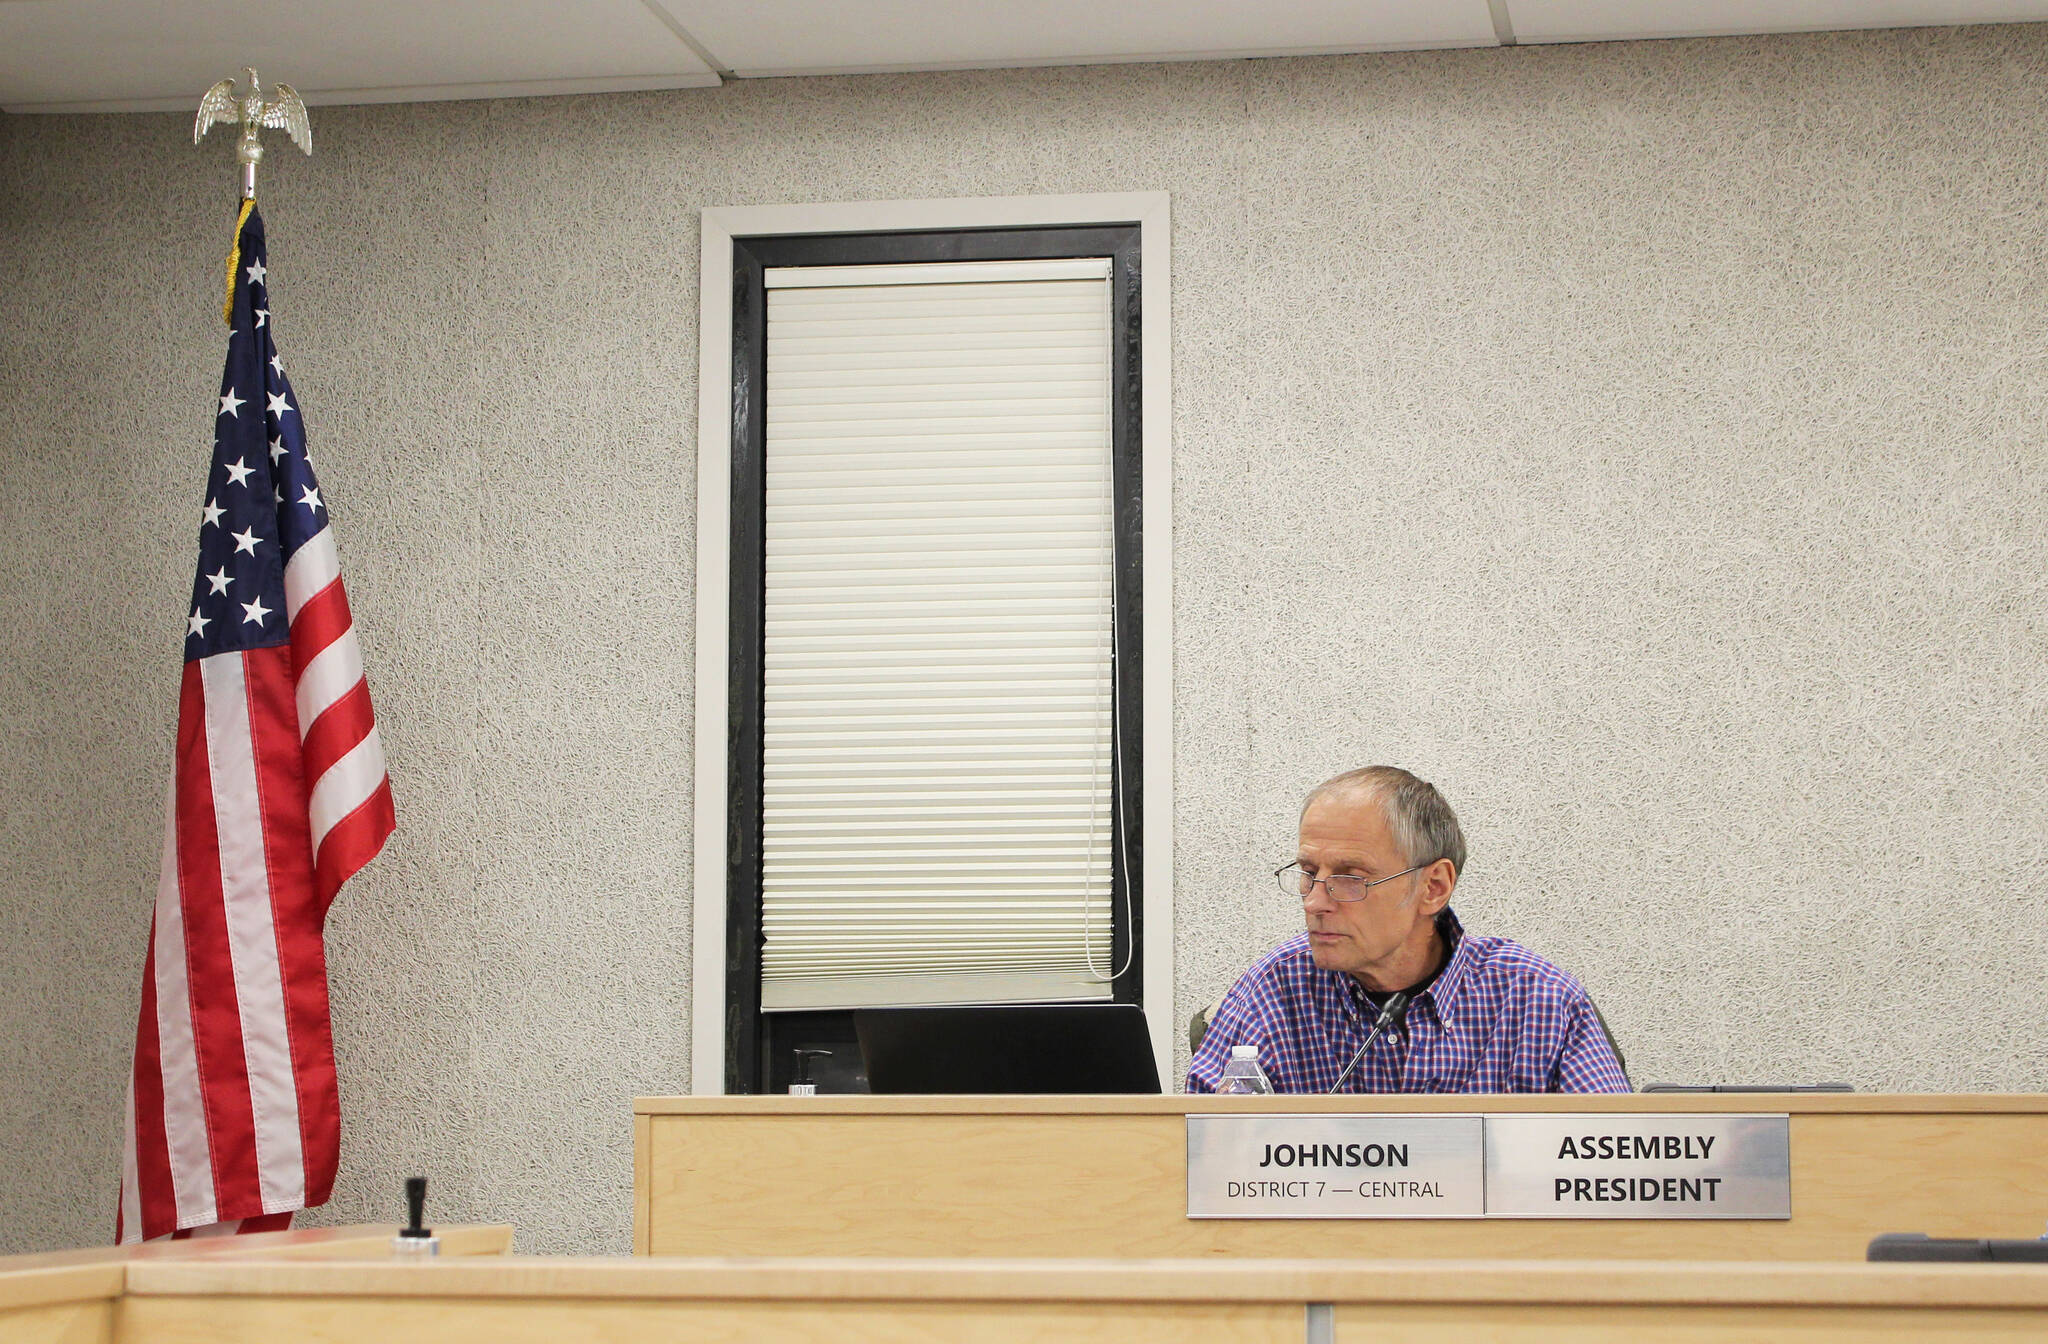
[1868,1233,2048,1262]
[788,1048,833,1096]
[401,1176,431,1239]
[1641,1083,1854,1093]
[856,1004,1162,1094]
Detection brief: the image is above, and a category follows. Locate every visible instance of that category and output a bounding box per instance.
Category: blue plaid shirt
[1186,910,1630,1094]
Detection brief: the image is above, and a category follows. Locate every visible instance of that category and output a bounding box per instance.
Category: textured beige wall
[2,26,2045,1257]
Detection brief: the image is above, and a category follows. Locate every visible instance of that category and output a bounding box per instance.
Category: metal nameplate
[1187,1115,1486,1218]
[1483,1113,1792,1219]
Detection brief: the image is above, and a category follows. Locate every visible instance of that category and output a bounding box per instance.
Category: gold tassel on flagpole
[223,197,256,326]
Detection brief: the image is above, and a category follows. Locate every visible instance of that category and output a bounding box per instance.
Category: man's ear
[1419,860,1456,914]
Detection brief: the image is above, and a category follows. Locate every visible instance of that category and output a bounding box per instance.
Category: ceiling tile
[1508,0,2048,44]
[0,0,717,112]
[666,0,1500,76]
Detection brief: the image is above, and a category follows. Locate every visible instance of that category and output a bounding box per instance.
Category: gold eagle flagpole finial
[195,66,311,202]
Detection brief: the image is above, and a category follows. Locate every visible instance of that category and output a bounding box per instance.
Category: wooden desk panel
[0,1263,120,1344]
[634,1094,2048,1261]
[8,1232,2043,1344]
[117,1255,2048,1344]
[1332,1302,2043,1343]
[122,1295,1297,1344]
[0,1224,509,1344]
[121,1259,1303,1344]
[0,1300,115,1344]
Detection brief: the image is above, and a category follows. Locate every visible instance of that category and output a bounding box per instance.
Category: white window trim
[691,192,1174,1093]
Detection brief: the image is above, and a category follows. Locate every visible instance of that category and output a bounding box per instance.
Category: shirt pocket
[1414,1022,1479,1092]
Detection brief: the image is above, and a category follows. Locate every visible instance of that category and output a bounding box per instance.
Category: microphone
[1330,991,1410,1094]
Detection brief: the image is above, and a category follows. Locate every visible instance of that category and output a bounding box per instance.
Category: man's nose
[1301,875,1337,911]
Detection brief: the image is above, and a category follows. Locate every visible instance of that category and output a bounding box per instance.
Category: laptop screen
[855,1004,1162,1094]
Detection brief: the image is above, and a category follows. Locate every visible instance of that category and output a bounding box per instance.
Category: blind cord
[1082,517,1136,984]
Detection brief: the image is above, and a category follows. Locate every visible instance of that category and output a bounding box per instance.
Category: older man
[1187,766,1628,1094]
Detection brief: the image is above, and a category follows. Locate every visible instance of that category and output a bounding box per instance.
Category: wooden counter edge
[223,1223,514,1260]
[633,1093,2048,1116]
[0,1225,517,1316]
[0,1223,513,1276]
[0,1262,123,1312]
[119,1255,2048,1308]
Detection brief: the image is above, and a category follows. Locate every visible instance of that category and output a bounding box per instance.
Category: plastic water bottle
[1216,1044,1274,1094]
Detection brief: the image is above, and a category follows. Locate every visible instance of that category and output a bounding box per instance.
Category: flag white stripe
[152,780,218,1230]
[295,628,365,735]
[282,526,340,622]
[199,655,307,1214]
[308,728,387,853]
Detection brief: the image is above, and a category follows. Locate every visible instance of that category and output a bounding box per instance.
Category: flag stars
[202,498,224,528]
[223,457,255,488]
[187,609,211,639]
[268,436,287,465]
[205,567,232,596]
[298,484,323,515]
[255,308,269,328]
[270,353,285,377]
[231,526,261,555]
[219,389,245,418]
[266,392,292,419]
[246,260,266,286]
[241,596,272,626]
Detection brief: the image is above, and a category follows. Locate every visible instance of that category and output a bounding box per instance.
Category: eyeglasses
[1276,861,1425,903]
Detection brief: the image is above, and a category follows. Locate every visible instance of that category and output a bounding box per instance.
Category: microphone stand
[1330,990,1410,1094]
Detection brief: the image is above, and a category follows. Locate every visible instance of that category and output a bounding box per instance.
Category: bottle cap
[1230,1045,1259,1060]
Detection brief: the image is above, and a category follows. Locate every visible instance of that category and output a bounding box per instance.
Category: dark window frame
[725,225,1147,1094]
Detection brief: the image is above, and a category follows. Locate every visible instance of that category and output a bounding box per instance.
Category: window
[692,196,1173,1094]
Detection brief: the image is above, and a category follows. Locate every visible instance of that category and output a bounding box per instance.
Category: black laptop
[855,1004,1162,1094]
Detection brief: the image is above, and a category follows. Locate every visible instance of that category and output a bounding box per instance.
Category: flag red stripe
[238,1212,296,1235]
[130,933,179,1241]
[173,661,263,1223]
[301,678,376,790]
[245,645,341,1207]
[313,778,396,912]
[286,576,351,677]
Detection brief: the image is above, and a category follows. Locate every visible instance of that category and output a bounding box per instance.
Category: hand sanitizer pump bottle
[392,1176,439,1259]
[789,1048,832,1096]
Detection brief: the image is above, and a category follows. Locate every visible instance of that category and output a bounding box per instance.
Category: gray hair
[1303,766,1466,877]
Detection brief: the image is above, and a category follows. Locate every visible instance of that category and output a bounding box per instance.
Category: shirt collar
[1328,907,1470,1017]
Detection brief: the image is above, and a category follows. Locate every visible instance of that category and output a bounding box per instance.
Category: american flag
[117,205,394,1242]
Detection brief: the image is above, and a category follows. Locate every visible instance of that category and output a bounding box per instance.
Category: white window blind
[758,257,1120,1012]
